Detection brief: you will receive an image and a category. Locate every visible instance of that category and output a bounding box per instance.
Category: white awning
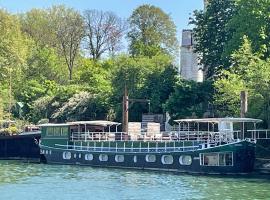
[38,123,69,127]
[67,120,121,127]
[174,118,262,124]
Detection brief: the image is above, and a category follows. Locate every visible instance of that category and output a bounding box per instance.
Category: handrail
[69,130,260,143]
[55,143,201,153]
[247,129,270,139]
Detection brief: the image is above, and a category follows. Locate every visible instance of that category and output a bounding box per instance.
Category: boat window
[161,155,173,165]
[63,151,71,160]
[133,155,137,163]
[179,155,192,165]
[85,154,93,161]
[145,155,156,163]
[99,154,108,162]
[200,152,233,166]
[61,127,69,136]
[115,155,124,162]
[47,127,54,136]
[46,126,68,137]
[54,127,60,136]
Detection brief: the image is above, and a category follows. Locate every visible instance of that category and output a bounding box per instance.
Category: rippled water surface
[0,161,270,200]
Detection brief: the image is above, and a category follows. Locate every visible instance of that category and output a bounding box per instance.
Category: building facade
[180,29,203,82]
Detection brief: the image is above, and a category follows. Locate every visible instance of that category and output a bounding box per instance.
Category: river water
[0,161,269,200]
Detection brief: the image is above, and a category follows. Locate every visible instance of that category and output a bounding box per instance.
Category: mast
[240,91,248,118]
[122,85,128,133]
[8,65,12,121]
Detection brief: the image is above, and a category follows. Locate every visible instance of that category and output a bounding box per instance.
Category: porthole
[161,155,173,165]
[133,155,137,163]
[99,154,108,162]
[179,155,192,165]
[49,150,52,155]
[63,151,71,160]
[46,150,48,155]
[74,153,77,158]
[146,155,156,163]
[115,155,124,162]
[79,154,81,158]
[85,154,93,161]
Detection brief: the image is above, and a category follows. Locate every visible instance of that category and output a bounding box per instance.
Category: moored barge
[39,118,261,174]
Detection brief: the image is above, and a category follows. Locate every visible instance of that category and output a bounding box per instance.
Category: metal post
[187,122,190,140]
[122,85,128,133]
[240,91,248,118]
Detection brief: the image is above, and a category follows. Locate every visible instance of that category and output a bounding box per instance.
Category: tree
[49,6,84,80]
[214,37,270,126]
[51,91,110,122]
[225,0,270,59]
[74,58,112,93]
[128,4,178,57]
[190,0,236,78]
[83,10,127,60]
[141,65,177,114]
[110,54,173,121]
[0,9,30,118]
[25,45,68,83]
[20,8,57,47]
[164,80,214,120]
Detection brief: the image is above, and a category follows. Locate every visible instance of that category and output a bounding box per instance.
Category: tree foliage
[214,37,270,126]
[165,80,214,120]
[190,0,236,78]
[225,0,270,59]
[83,10,127,59]
[49,5,84,80]
[128,4,178,57]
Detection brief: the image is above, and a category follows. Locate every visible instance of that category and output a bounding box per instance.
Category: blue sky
[0,0,204,37]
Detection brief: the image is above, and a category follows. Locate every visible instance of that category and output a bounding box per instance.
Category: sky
[0,0,204,38]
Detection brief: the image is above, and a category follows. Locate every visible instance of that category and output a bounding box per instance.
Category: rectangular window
[54,127,60,136]
[47,127,54,136]
[61,127,69,136]
[200,152,233,166]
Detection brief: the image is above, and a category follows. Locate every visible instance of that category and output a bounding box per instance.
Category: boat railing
[55,140,203,153]
[247,129,270,140]
[70,130,241,143]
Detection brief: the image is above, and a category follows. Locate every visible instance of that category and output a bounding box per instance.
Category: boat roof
[174,118,262,123]
[38,123,69,127]
[39,120,121,127]
[67,120,121,126]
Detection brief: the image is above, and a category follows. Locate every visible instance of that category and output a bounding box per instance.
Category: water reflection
[0,161,270,200]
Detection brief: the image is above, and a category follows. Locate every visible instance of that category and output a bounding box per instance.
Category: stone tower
[180,30,203,82]
[180,0,207,82]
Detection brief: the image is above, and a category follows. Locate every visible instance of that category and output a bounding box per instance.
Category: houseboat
[39,118,261,174]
